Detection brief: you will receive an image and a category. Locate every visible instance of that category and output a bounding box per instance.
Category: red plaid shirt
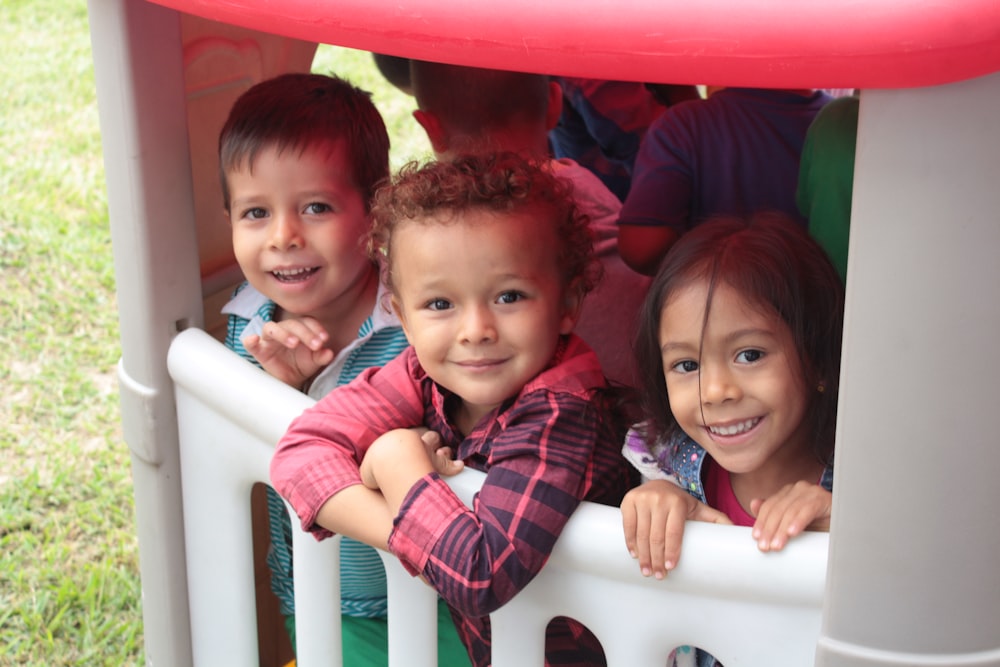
[272,335,631,666]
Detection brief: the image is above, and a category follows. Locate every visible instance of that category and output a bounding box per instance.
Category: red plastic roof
[151,0,1000,89]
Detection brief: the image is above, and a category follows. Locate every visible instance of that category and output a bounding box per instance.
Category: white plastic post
[818,74,1000,666]
[86,0,203,665]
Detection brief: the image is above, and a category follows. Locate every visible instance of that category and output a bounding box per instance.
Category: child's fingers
[260,319,328,351]
[752,483,832,552]
[752,493,794,551]
[655,495,728,574]
[621,492,681,579]
[294,317,330,350]
[689,503,734,526]
[621,496,637,555]
[242,334,262,352]
[419,429,442,451]
[620,494,644,565]
[658,507,689,576]
[310,347,335,367]
[434,447,464,476]
[244,334,284,365]
[628,498,658,577]
[259,322,300,348]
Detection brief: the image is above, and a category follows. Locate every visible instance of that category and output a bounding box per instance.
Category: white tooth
[711,418,758,436]
[274,268,308,277]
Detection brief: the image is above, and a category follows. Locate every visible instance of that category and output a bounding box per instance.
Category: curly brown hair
[369,152,601,295]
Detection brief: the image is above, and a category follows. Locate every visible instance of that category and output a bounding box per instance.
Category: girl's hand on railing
[621,480,732,580]
[750,481,832,553]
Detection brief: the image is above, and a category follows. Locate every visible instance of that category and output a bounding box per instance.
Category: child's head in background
[409,60,561,159]
[369,152,600,432]
[218,73,389,330]
[634,213,844,471]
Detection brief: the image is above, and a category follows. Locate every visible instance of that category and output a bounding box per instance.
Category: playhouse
[84,0,1000,665]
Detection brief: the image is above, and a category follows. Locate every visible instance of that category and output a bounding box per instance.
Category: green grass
[0,3,423,665]
[313,46,432,168]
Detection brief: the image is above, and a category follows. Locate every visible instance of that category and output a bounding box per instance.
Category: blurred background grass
[0,2,426,664]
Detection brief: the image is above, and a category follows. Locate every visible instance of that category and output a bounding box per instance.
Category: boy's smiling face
[390,208,581,432]
[227,141,375,327]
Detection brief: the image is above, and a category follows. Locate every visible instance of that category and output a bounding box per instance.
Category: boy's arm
[269,351,426,541]
[360,428,464,513]
[313,484,394,550]
[378,393,606,617]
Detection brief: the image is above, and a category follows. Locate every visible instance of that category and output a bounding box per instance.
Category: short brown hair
[218,73,389,211]
[410,61,551,149]
[369,152,600,295]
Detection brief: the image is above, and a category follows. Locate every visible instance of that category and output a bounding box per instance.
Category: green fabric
[286,598,471,667]
[797,94,859,282]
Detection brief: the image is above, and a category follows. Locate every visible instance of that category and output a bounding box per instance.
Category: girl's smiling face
[659,279,812,484]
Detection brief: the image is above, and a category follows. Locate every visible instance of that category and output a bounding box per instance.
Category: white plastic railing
[169,327,829,667]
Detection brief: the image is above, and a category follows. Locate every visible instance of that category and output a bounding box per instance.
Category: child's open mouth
[707,417,761,437]
[272,267,319,283]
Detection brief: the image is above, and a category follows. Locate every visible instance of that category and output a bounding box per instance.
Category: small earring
[817,381,826,393]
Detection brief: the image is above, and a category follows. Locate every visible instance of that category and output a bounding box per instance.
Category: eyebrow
[660,341,696,356]
[660,327,777,355]
[229,197,262,210]
[724,327,778,344]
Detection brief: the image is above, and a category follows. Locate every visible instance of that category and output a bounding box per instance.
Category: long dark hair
[633,213,845,466]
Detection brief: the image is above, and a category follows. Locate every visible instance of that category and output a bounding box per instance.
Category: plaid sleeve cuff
[283,458,364,541]
[387,473,468,575]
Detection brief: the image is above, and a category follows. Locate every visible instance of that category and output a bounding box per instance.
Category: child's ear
[558,280,586,335]
[412,109,449,156]
[544,80,564,132]
[390,295,415,343]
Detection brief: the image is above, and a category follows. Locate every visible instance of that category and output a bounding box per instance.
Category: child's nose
[269,213,304,250]
[460,305,497,344]
[700,363,741,404]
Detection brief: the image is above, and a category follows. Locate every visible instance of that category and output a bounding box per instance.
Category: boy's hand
[749,481,832,552]
[361,429,465,491]
[359,428,450,516]
[621,479,732,579]
[418,429,465,478]
[243,318,334,389]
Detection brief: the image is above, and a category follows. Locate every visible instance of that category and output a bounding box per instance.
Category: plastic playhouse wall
[84,0,1000,665]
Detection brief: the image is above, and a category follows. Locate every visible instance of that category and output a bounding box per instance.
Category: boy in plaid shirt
[271,153,633,666]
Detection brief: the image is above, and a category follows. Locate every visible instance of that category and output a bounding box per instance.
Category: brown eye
[672,360,698,373]
[496,291,524,305]
[736,349,764,363]
[304,202,332,215]
[426,298,452,311]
